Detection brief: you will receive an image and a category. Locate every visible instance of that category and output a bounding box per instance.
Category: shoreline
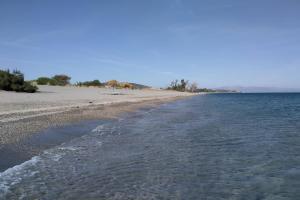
[0,96,193,172]
[0,85,196,171]
[0,97,192,146]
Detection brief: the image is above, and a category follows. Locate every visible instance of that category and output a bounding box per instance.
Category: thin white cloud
[0,27,88,49]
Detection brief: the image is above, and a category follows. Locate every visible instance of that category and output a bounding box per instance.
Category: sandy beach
[0,85,195,145]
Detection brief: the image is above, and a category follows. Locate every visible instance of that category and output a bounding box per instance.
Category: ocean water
[1,93,300,200]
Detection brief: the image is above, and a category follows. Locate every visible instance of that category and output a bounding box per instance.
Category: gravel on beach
[0,85,195,145]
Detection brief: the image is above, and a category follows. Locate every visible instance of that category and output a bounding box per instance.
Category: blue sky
[0,0,300,89]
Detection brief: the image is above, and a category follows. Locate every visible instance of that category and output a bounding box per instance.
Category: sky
[0,0,300,89]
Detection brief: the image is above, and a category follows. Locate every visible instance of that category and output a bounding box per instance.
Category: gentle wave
[0,156,40,198]
[1,93,300,199]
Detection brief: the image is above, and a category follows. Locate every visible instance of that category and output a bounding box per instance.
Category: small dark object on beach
[111,93,124,95]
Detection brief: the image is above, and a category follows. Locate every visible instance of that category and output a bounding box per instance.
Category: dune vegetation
[36,75,71,86]
[0,69,38,93]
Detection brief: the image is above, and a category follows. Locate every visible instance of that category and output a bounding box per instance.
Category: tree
[167,79,189,92]
[188,82,198,93]
[107,80,119,89]
[180,79,188,91]
[52,74,71,86]
[170,79,178,90]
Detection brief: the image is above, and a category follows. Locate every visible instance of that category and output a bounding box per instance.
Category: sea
[1,93,300,200]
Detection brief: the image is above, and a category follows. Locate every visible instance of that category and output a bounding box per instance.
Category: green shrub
[23,81,38,93]
[52,74,71,86]
[11,70,24,85]
[76,79,102,87]
[11,83,23,92]
[36,75,71,86]
[0,70,12,90]
[49,78,58,86]
[36,77,52,85]
[0,69,38,93]
[89,80,102,87]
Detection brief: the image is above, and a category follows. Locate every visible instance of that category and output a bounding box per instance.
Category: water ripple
[1,93,300,199]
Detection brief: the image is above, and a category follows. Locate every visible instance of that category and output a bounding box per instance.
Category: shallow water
[0,120,108,171]
[1,93,300,199]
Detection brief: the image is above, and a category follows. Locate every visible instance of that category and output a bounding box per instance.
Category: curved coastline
[0,85,196,173]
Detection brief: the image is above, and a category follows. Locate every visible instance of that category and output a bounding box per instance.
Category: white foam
[50,154,63,162]
[58,146,80,151]
[43,150,64,162]
[0,156,40,198]
[94,141,103,147]
[92,125,104,133]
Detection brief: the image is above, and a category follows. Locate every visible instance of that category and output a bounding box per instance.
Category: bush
[36,77,52,85]
[105,80,135,89]
[11,83,23,92]
[76,80,102,87]
[0,70,12,90]
[0,69,38,93]
[49,78,58,86]
[120,82,133,89]
[23,81,38,93]
[107,80,119,88]
[89,80,102,87]
[52,74,71,86]
[36,75,71,86]
[11,70,24,85]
